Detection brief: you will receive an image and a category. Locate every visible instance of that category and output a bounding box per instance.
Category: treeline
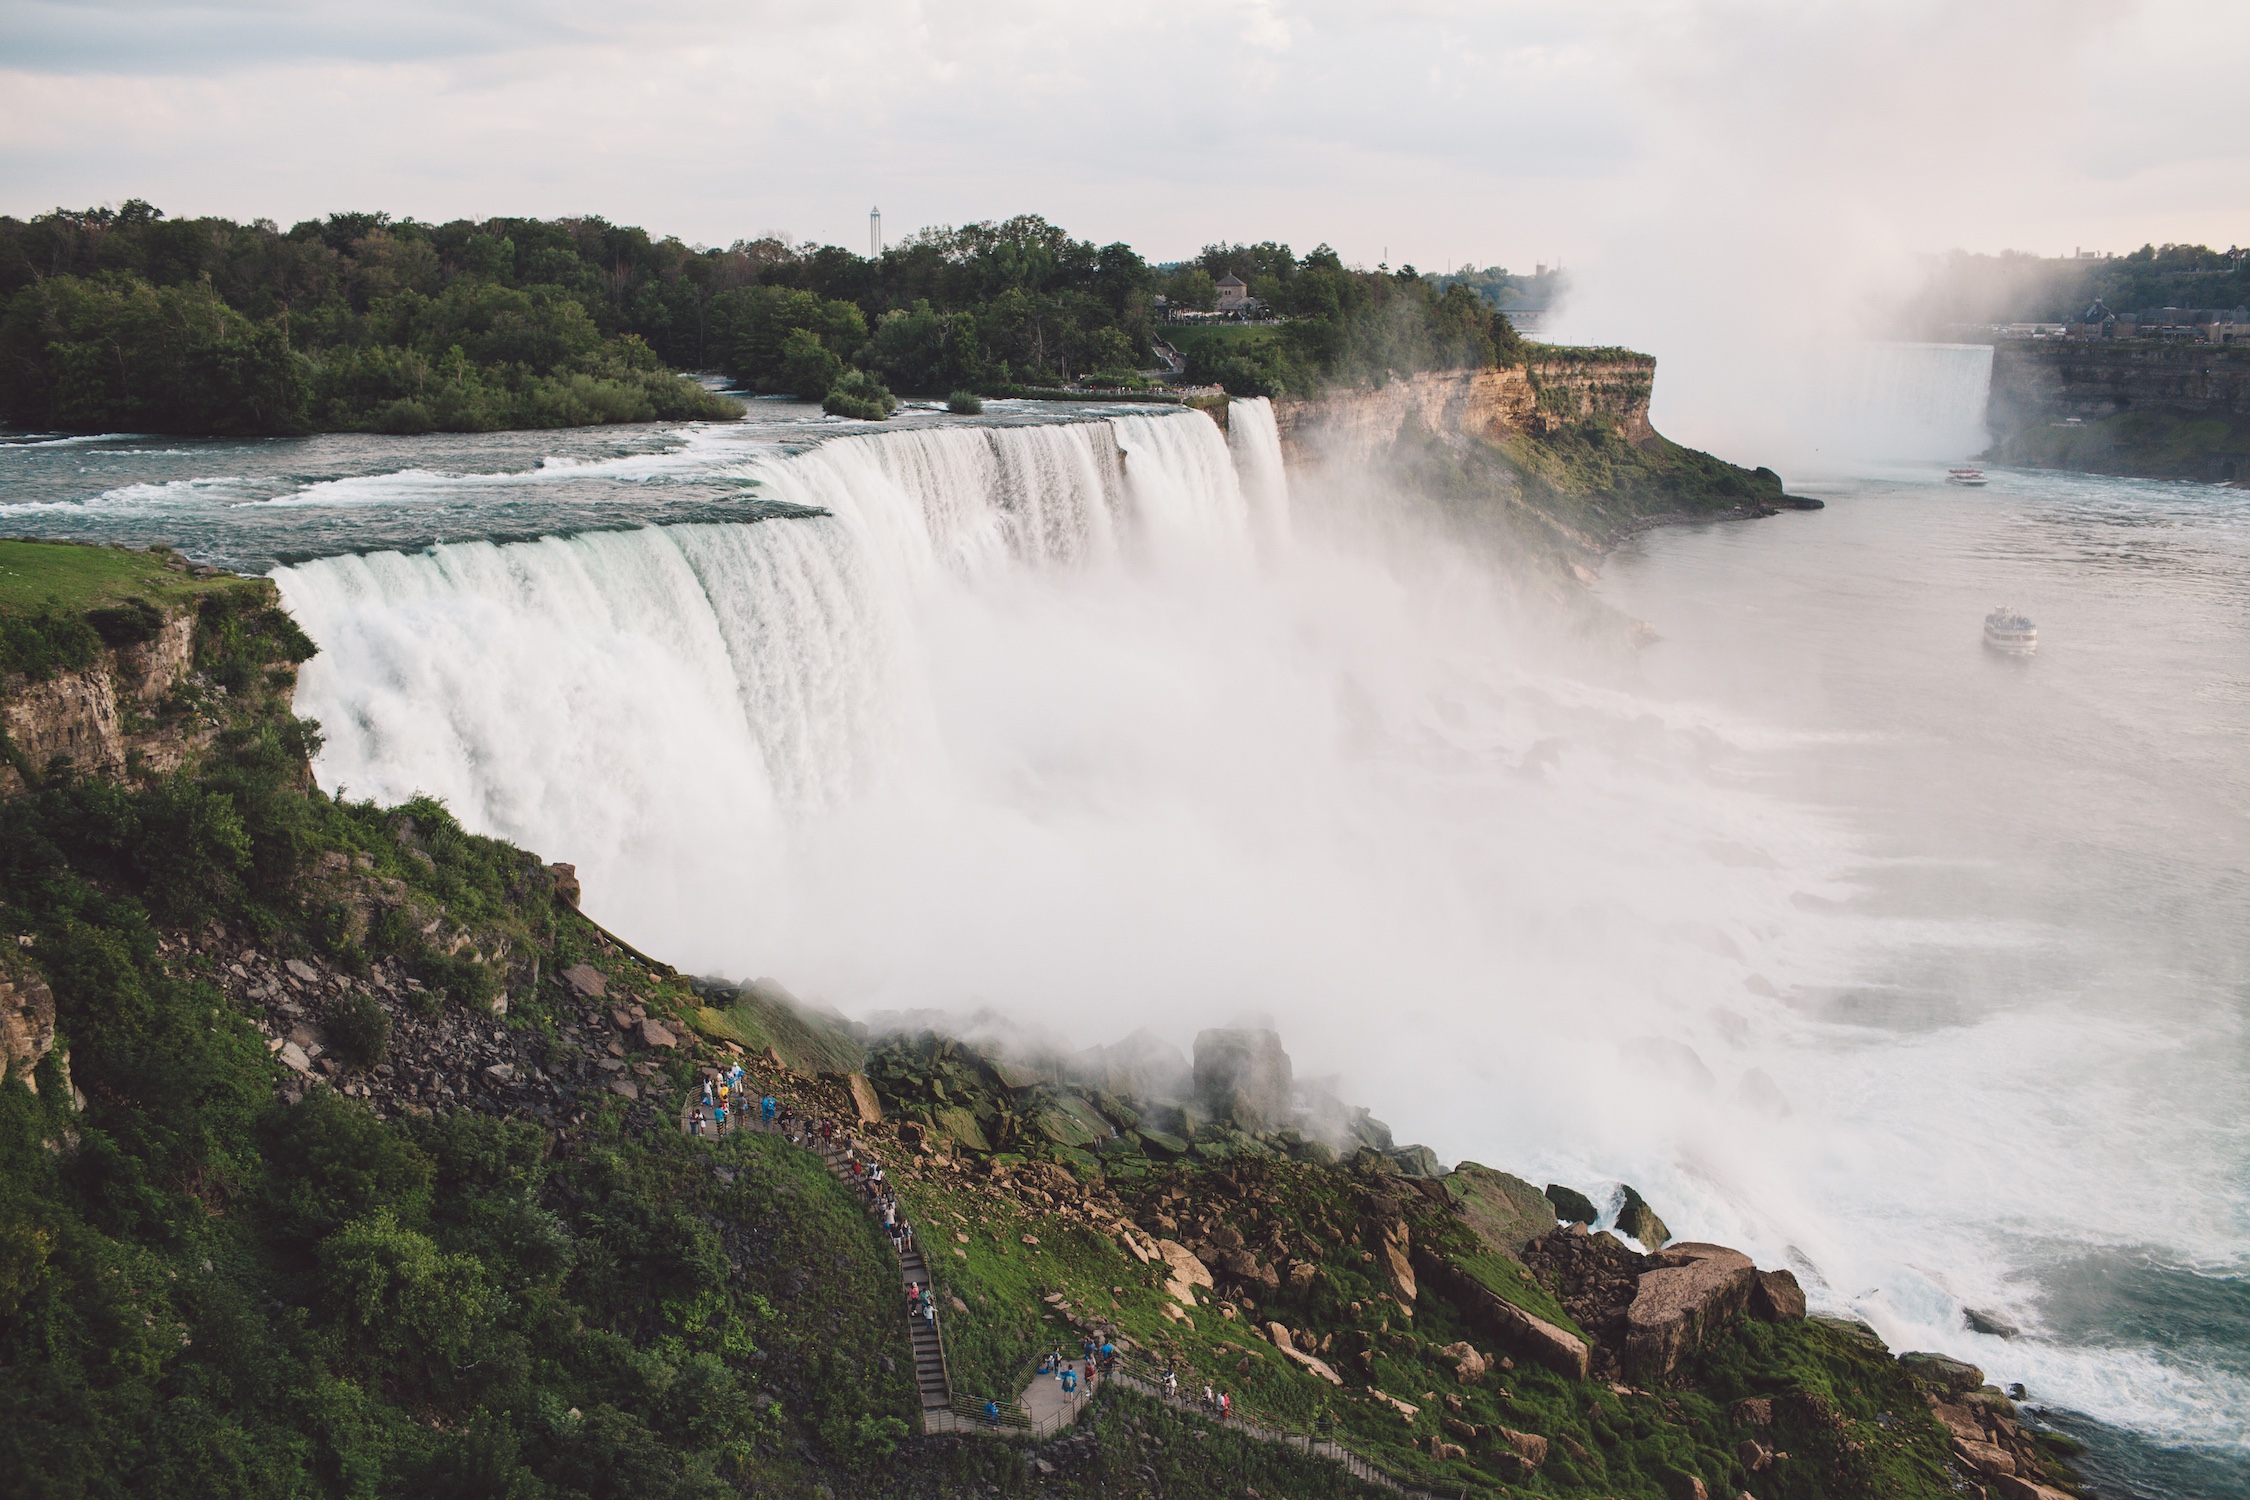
[0,204,1527,434]
[1904,241,2250,332]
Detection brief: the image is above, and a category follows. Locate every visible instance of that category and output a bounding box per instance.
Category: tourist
[1062,1367,1076,1396]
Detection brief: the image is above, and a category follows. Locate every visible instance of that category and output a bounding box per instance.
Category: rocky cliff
[1270,354,1654,473]
[1988,340,2250,481]
[1270,351,1801,557]
[0,540,312,797]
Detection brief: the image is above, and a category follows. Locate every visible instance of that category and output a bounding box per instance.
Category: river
[2,410,2243,1498]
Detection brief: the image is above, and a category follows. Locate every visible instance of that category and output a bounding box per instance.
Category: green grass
[0,539,238,616]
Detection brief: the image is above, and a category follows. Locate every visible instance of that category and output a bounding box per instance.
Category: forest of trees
[0,205,1528,436]
[1902,241,2250,333]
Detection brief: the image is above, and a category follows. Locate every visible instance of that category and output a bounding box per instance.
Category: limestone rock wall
[1268,355,1659,475]
[2,607,231,795]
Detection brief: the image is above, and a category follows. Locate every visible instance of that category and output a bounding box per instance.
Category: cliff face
[1269,355,1657,475]
[0,609,211,795]
[1269,352,1791,554]
[1988,341,2250,481]
[0,559,310,797]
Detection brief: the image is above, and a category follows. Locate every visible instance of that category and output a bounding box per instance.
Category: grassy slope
[0,542,917,1498]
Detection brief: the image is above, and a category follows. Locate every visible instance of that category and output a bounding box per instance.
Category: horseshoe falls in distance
[274,400,2250,1498]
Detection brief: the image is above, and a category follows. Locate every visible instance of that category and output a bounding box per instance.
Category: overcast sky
[5,0,2245,454]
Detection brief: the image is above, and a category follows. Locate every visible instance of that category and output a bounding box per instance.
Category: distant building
[870,207,883,259]
[1215,274,1250,312]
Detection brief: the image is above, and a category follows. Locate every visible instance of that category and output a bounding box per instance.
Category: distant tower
[870,207,883,259]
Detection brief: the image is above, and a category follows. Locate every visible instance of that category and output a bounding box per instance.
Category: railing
[1107,1359,1445,1499]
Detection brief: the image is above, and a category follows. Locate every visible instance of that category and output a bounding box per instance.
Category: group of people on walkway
[686,1062,773,1138]
[1037,1336,1120,1400]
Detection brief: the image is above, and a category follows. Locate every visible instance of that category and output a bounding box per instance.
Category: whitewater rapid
[271,402,2247,1496]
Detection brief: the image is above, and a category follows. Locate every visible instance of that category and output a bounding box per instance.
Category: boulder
[1624,1242,1755,1381]
[1545,1183,1600,1225]
[1615,1184,1671,1249]
[1736,1438,1773,1473]
[1386,1144,1445,1178]
[563,964,607,999]
[1449,1163,1559,1257]
[1497,1428,1548,1468]
[1965,1306,2021,1339]
[933,1106,989,1153]
[1191,1028,1293,1133]
[1411,1248,1591,1380]
[1751,1268,1806,1320]
[1899,1351,1985,1396]
[1954,1437,2017,1476]
[608,1079,638,1101]
[895,1121,924,1151]
[1994,1476,2077,1500]
[1432,1440,1467,1462]
[1379,1221,1417,1306]
[635,1018,677,1050]
[846,1072,883,1124]
[1158,1239,1213,1306]
[277,1040,313,1074]
[285,958,321,984]
[550,863,581,906]
[1809,1314,1888,1354]
[1439,1341,1487,1383]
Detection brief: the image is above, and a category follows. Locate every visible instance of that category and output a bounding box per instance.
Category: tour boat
[1984,605,2037,655]
[1948,467,1988,486]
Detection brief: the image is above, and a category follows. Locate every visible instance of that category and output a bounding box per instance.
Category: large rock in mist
[1624,1242,1755,1381]
[1449,1163,1559,1257]
[1192,1027,1293,1133]
[1545,1183,1599,1225]
[1615,1183,1671,1249]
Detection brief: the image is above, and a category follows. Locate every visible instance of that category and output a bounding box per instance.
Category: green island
[0,541,2090,1498]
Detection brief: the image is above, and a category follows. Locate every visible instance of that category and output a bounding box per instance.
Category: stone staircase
[897,1238,952,1414]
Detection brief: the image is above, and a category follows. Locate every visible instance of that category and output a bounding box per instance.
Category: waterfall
[278,408,1279,955]
[1812,341,1995,462]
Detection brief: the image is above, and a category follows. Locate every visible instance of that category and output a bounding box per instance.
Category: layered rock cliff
[1988,341,2250,481]
[1270,351,1800,556]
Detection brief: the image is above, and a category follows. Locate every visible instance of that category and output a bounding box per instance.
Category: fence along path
[684,1096,1437,1488]
[1106,1362,1445,1500]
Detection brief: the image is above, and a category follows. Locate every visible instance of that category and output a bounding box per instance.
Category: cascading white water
[1810,340,1995,461]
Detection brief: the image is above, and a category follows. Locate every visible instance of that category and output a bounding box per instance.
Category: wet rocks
[1615,1183,1672,1249]
[1751,1267,1807,1320]
[1544,1183,1600,1225]
[1624,1242,1755,1381]
[1899,1350,1985,1396]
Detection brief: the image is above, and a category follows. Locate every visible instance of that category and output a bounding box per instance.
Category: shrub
[327,987,391,1068]
[946,389,984,415]
[822,370,897,421]
[85,597,164,647]
[0,607,101,681]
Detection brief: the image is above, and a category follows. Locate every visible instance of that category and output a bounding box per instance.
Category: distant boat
[1948,467,1988,486]
[1984,605,2036,655]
